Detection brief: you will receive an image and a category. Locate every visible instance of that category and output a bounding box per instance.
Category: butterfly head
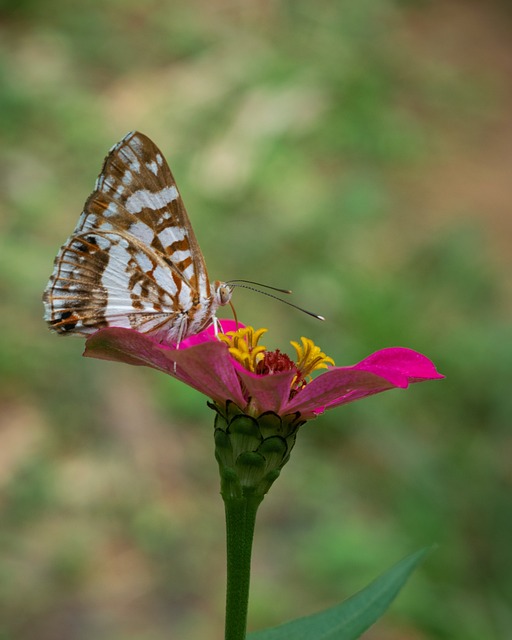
[214,281,233,307]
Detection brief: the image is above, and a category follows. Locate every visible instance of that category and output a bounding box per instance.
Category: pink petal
[233,363,297,416]
[354,347,444,385]
[285,348,443,419]
[169,341,247,407]
[84,327,247,408]
[284,368,397,418]
[84,328,176,372]
[180,319,243,348]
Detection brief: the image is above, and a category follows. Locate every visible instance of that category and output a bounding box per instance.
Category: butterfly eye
[216,283,233,306]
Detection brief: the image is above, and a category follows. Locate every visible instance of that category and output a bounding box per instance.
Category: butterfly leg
[172,314,189,372]
[212,315,221,338]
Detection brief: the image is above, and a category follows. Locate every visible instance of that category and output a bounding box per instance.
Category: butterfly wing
[43,132,216,342]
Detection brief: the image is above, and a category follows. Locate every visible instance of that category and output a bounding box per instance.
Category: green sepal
[209,401,303,499]
[246,546,434,640]
[257,411,283,438]
[230,415,263,459]
[214,427,233,466]
[257,436,288,475]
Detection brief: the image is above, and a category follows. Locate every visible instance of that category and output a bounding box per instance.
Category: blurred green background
[1,0,511,638]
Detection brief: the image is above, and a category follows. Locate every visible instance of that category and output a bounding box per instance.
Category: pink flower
[84,321,443,421]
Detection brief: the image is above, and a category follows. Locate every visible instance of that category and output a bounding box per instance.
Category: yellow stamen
[291,336,335,378]
[218,326,268,372]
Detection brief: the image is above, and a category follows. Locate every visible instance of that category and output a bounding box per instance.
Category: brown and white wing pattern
[43,131,225,343]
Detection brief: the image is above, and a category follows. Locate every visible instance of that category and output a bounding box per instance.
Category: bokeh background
[1,1,511,638]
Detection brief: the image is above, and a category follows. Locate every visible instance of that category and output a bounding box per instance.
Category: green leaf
[247,547,433,640]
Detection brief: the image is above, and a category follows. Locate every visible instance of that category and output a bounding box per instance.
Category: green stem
[223,494,263,640]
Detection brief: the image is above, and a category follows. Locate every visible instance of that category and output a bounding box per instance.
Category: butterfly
[43,131,232,344]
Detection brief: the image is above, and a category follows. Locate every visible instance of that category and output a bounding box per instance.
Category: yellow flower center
[291,337,335,378]
[218,327,334,384]
[218,326,268,372]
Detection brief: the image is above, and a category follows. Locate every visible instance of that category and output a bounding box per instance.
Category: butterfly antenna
[228,279,293,295]
[227,280,325,321]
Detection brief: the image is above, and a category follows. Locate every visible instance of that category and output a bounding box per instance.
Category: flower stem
[223,494,263,640]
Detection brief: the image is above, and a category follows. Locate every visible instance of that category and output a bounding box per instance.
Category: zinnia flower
[84,320,442,499]
[84,320,442,421]
[84,320,443,501]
